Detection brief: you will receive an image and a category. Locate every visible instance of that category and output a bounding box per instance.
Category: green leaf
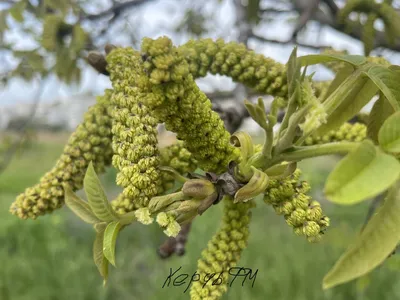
[368,95,395,143]
[321,65,354,102]
[84,161,117,222]
[103,221,122,267]
[234,167,269,203]
[9,1,26,23]
[93,224,109,285]
[323,181,400,289]
[317,78,378,135]
[364,66,400,110]
[378,111,400,153]
[299,54,367,67]
[230,130,254,161]
[63,184,100,224]
[324,140,400,205]
[244,99,267,129]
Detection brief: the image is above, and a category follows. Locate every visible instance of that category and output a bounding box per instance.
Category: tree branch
[250,32,331,50]
[291,0,320,40]
[83,0,155,21]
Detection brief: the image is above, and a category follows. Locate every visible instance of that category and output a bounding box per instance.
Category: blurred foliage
[0,0,267,86]
[2,0,87,84]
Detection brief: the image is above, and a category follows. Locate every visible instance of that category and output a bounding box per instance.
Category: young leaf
[234,167,269,203]
[378,111,400,153]
[367,95,394,143]
[364,66,400,111]
[84,162,118,222]
[321,65,354,102]
[287,47,301,98]
[103,221,122,267]
[298,54,366,68]
[324,140,400,205]
[230,131,254,161]
[9,1,26,23]
[323,181,400,289]
[93,224,109,285]
[64,185,100,224]
[317,78,378,135]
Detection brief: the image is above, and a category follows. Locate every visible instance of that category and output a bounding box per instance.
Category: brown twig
[157,223,192,259]
[250,32,331,50]
[83,0,155,21]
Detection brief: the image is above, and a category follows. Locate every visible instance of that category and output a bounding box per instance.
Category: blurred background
[2,0,400,299]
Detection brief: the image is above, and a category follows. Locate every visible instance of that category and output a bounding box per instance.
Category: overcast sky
[1,0,400,108]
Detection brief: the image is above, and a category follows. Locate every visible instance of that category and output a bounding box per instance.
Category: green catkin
[337,0,364,25]
[190,197,254,300]
[363,13,377,56]
[337,0,400,47]
[263,169,330,242]
[111,141,198,214]
[159,141,198,191]
[106,47,163,210]
[178,38,288,97]
[140,37,239,173]
[378,2,400,45]
[10,90,114,219]
[303,122,367,146]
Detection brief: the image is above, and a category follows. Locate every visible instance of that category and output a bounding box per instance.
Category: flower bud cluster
[263,169,330,242]
[303,122,366,146]
[190,197,254,300]
[149,178,219,236]
[10,91,114,219]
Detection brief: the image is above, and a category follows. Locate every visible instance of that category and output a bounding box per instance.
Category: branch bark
[83,0,155,21]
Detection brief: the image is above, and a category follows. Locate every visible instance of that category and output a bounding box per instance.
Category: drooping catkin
[106,47,163,210]
[190,197,254,300]
[10,90,114,219]
[303,122,367,146]
[263,169,330,242]
[140,37,240,173]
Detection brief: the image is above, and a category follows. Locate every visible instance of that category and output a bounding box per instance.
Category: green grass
[1,136,400,300]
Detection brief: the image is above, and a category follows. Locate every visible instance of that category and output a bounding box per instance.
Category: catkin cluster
[111,141,197,214]
[139,37,239,173]
[159,141,198,191]
[190,197,254,300]
[264,169,330,242]
[106,47,163,210]
[303,122,367,146]
[10,91,114,219]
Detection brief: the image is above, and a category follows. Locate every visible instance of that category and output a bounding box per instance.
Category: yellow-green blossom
[140,37,239,173]
[190,197,254,300]
[10,90,114,220]
[179,38,288,97]
[303,122,367,146]
[264,169,329,242]
[106,47,163,210]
